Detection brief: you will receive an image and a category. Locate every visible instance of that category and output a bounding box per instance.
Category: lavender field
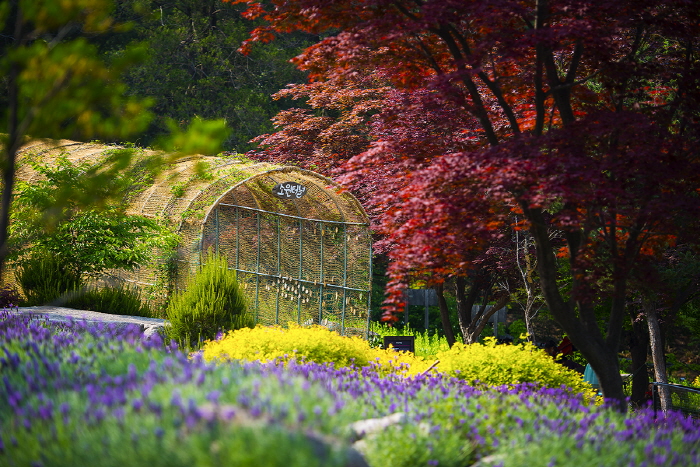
[1,309,699,467]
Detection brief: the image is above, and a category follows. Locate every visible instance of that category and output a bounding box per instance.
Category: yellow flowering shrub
[201,323,431,376]
[370,345,434,377]
[435,337,595,396]
[202,325,593,397]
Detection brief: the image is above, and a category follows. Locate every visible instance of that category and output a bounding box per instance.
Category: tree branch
[444,24,521,136]
[434,25,499,146]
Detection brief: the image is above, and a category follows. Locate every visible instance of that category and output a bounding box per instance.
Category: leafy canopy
[233,0,700,407]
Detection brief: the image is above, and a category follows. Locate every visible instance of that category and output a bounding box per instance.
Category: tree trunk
[463,295,509,344]
[644,299,671,412]
[454,275,510,344]
[526,206,628,411]
[435,283,456,347]
[595,357,626,410]
[628,316,650,407]
[1,12,22,283]
[523,298,539,343]
[514,221,541,342]
[454,276,477,342]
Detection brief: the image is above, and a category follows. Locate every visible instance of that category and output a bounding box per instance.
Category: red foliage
[233,1,700,398]
[248,73,391,173]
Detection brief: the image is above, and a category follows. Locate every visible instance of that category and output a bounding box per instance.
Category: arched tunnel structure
[14,139,372,336]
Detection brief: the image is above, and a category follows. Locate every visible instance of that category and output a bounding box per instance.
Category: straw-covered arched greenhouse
[14,139,372,337]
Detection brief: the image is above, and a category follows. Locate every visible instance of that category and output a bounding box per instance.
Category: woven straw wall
[14,139,372,335]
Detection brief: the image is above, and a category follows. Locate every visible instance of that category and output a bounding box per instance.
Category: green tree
[0,0,152,281]
[0,0,229,282]
[9,156,177,279]
[101,0,312,151]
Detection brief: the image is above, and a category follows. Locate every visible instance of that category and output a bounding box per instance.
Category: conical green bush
[166,252,253,349]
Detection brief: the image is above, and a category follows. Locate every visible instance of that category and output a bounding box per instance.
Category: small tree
[9,157,177,281]
[0,0,153,281]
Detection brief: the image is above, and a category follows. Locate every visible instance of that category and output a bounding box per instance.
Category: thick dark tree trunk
[435,283,456,347]
[526,207,628,411]
[1,22,21,283]
[628,317,650,407]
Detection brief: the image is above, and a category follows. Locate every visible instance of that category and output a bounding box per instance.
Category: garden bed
[1,310,699,467]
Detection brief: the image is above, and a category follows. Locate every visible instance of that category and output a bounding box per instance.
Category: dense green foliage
[369,322,451,358]
[97,0,312,151]
[64,283,153,317]
[14,253,83,306]
[9,155,177,309]
[166,252,253,348]
[0,0,155,144]
[14,251,153,315]
[10,157,177,279]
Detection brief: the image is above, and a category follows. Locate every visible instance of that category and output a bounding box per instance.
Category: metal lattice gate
[201,203,372,338]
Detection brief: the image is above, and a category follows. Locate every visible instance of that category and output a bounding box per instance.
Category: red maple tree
[231,0,700,409]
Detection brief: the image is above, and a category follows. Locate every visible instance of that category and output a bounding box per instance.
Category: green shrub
[370,322,451,358]
[10,157,178,279]
[165,252,253,349]
[14,253,83,306]
[507,319,528,343]
[435,337,595,396]
[64,284,152,317]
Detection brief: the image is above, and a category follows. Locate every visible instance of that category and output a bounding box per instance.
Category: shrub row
[14,253,152,315]
[11,251,253,350]
[202,324,595,397]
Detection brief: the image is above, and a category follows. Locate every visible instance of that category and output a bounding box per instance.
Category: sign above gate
[272,181,308,199]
